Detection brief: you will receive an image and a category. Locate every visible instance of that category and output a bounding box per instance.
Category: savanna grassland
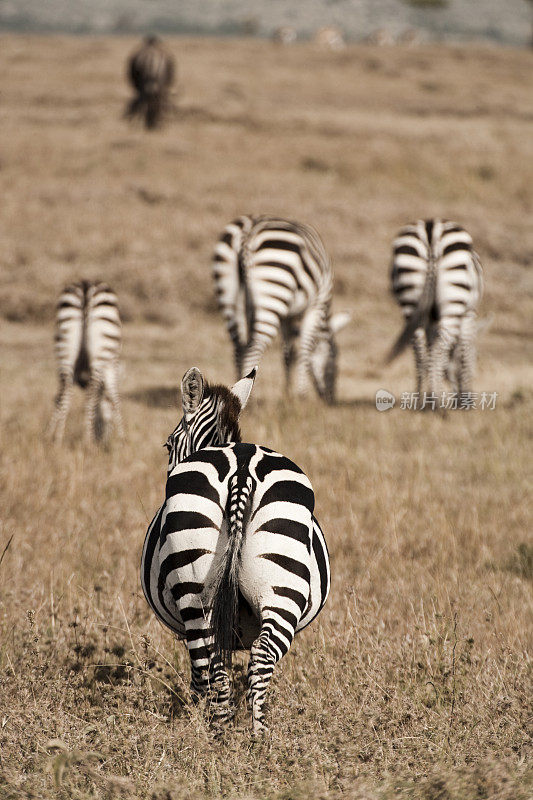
[0,35,532,800]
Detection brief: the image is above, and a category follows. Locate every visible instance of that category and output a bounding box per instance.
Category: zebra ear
[181,367,204,416]
[231,366,257,410]
[330,311,351,334]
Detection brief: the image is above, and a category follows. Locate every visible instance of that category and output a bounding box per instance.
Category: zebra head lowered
[309,311,351,404]
[164,366,257,472]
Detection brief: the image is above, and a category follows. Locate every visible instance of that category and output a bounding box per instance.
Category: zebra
[125,35,175,130]
[272,26,297,45]
[212,215,350,404]
[387,219,484,398]
[313,26,346,50]
[140,366,330,732]
[48,280,123,443]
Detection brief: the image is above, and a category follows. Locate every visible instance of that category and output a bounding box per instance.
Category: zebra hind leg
[103,368,124,441]
[412,327,428,399]
[280,319,298,393]
[247,619,295,734]
[427,325,455,401]
[85,377,103,444]
[207,655,234,729]
[184,615,234,728]
[48,374,74,443]
[457,314,477,397]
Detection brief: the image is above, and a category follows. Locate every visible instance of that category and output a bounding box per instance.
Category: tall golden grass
[0,35,532,799]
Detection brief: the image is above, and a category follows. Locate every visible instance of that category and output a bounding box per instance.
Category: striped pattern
[389,219,484,397]
[212,215,349,403]
[126,36,175,130]
[49,280,123,443]
[141,367,330,732]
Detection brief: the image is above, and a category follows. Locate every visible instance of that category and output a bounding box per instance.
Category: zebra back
[388,219,483,361]
[128,37,174,96]
[212,214,333,349]
[54,280,121,384]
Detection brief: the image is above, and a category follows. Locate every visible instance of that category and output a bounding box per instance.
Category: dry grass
[0,35,532,799]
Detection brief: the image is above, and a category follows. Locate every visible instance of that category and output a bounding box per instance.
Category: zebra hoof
[251,718,268,737]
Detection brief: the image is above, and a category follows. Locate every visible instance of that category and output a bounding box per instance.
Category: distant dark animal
[49,280,123,443]
[388,219,484,397]
[212,215,350,404]
[125,36,175,130]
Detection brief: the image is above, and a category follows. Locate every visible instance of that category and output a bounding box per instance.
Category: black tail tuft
[237,243,255,350]
[211,475,253,668]
[211,549,240,669]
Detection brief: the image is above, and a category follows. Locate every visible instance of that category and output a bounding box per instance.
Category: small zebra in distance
[49,280,123,443]
[387,219,484,399]
[141,367,330,732]
[272,26,297,45]
[313,26,346,50]
[212,215,350,404]
[125,35,175,130]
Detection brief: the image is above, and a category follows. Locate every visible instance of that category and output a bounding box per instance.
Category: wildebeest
[125,35,175,130]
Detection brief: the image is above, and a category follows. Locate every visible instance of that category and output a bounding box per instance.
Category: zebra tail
[211,474,253,668]
[386,255,437,363]
[237,241,255,351]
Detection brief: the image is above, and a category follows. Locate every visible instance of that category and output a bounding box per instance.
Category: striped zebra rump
[126,36,175,129]
[49,280,123,442]
[212,214,349,402]
[388,219,484,397]
[142,445,329,648]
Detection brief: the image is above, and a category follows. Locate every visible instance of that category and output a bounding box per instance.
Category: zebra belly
[140,505,186,639]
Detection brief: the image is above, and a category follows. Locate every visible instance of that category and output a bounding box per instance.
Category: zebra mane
[205,382,242,443]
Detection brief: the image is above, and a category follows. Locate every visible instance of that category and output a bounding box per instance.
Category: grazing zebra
[272,26,297,45]
[125,35,175,130]
[141,367,330,732]
[212,215,350,404]
[49,280,123,443]
[388,219,484,398]
[314,26,346,50]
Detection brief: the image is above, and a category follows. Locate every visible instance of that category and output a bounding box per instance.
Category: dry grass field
[1,35,532,799]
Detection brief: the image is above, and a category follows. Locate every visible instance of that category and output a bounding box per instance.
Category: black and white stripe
[125,35,175,130]
[212,215,349,403]
[388,219,484,396]
[49,280,123,443]
[141,367,330,732]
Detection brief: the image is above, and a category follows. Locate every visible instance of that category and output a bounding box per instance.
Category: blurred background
[2,0,532,45]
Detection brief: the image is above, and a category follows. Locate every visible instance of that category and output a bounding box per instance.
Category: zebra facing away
[388,219,484,398]
[48,280,123,443]
[125,35,175,130]
[141,367,330,732]
[212,215,350,404]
